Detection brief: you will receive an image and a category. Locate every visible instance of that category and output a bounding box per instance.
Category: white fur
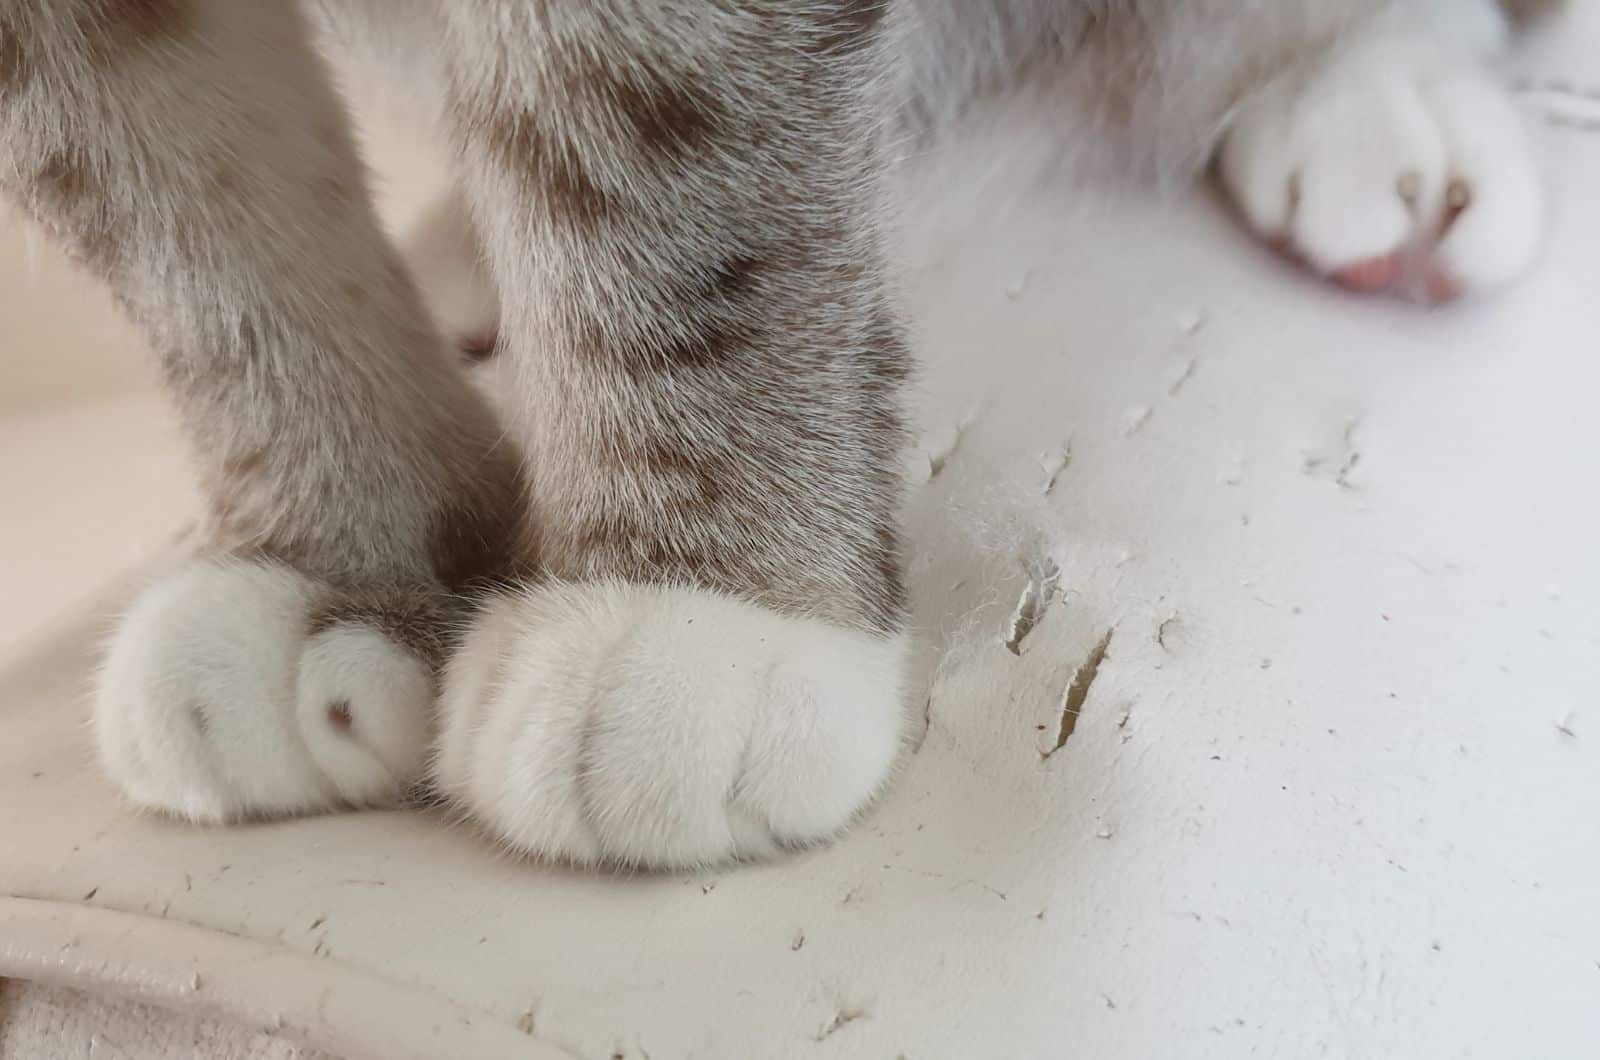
[1219,12,1543,294]
[95,560,433,823]
[434,582,909,869]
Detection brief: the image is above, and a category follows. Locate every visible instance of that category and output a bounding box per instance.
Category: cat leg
[0,0,524,821]
[433,3,912,868]
[306,1,503,370]
[1219,1,1544,301]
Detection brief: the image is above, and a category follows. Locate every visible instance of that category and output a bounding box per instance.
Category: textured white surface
[3,15,1599,1060]
[0,976,335,1060]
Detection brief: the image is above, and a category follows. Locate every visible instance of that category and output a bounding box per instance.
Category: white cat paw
[1219,25,1542,301]
[95,560,435,823]
[434,582,908,869]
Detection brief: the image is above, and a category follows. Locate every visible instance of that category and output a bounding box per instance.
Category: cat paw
[1219,27,1542,301]
[434,582,908,869]
[95,559,435,823]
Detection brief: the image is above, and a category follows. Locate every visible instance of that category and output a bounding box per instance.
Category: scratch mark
[948,879,1008,901]
[1122,405,1152,436]
[1045,629,1114,757]
[89,1033,125,1058]
[82,887,99,901]
[1168,355,1198,395]
[1300,418,1362,489]
[925,407,979,479]
[1005,556,1061,654]
[1515,79,1600,132]
[1040,442,1073,495]
[1334,420,1361,489]
[1156,613,1179,651]
[915,691,935,753]
[816,1005,867,1041]
[1178,309,1207,335]
[1557,713,1578,739]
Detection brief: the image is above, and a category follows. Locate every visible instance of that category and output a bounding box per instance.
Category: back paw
[400,187,502,367]
[433,582,909,869]
[1219,23,1543,301]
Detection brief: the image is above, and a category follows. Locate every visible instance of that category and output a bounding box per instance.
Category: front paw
[95,559,435,823]
[1219,26,1543,301]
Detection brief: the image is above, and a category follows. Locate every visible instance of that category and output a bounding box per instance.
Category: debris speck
[1005,269,1031,299]
[82,887,99,902]
[701,881,717,896]
[792,930,806,952]
[1102,994,1118,1010]
[308,916,326,932]
[1005,555,1061,655]
[1045,629,1114,757]
[1557,713,1578,739]
[1178,309,1207,335]
[189,972,202,992]
[516,1005,537,1035]
[1095,827,1114,840]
